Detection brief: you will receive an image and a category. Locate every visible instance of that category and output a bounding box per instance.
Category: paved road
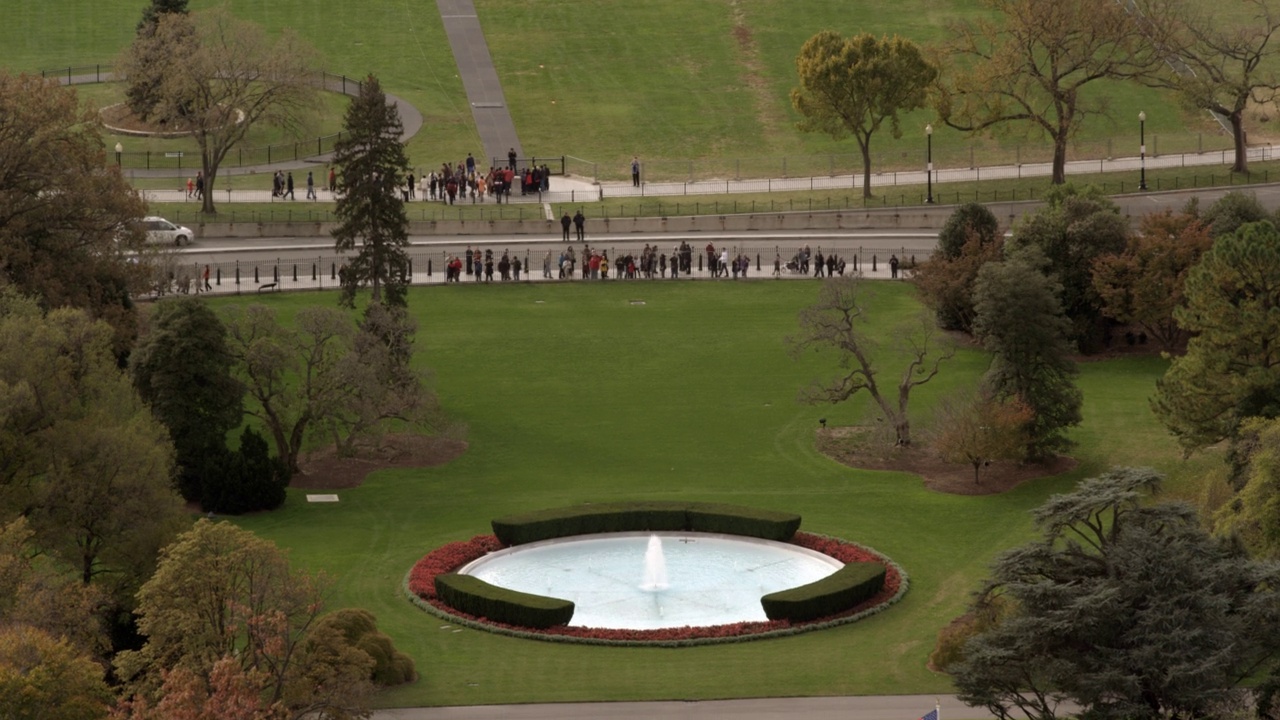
[372,695,997,720]
[437,0,523,168]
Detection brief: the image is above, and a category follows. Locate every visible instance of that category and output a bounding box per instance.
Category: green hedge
[434,573,575,629]
[491,502,802,546]
[760,562,886,623]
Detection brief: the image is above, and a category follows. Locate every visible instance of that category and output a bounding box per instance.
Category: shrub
[313,608,417,687]
[434,573,575,629]
[491,502,801,546]
[761,561,886,623]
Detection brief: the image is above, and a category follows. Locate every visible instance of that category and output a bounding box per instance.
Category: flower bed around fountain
[404,530,909,647]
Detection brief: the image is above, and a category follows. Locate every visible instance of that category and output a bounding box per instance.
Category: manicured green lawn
[212,280,1194,707]
[3,1,1236,180]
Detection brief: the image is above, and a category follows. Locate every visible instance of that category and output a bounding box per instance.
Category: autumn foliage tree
[933,390,1033,484]
[790,276,955,446]
[913,203,1004,334]
[792,31,937,199]
[1092,210,1212,352]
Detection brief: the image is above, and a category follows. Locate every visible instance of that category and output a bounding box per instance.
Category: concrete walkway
[372,695,996,720]
[436,0,524,168]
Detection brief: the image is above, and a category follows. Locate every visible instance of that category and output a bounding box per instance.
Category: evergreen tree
[331,75,411,308]
[126,0,192,120]
[131,297,244,502]
[972,251,1083,459]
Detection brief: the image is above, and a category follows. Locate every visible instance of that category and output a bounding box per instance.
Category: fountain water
[640,535,669,591]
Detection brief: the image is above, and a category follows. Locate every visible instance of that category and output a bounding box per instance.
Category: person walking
[328,166,336,193]
[890,254,900,279]
[285,171,295,200]
[561,212,572,242]
[306,171,316,200]
[573,210,585,242]
[407,172,416,199]
[202,265,212,292]
[631,156,641,187]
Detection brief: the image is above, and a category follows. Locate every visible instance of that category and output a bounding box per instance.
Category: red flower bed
[406,531,903,644]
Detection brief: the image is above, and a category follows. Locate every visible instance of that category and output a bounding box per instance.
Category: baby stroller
[785,253,803,273]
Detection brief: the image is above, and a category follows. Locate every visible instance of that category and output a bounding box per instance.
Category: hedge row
[760,561,886,623]
[434,573,575,629]
[491,502,802,546]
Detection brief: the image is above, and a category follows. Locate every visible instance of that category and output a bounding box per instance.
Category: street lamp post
[925,123,934,204]
[1138,111,1147,191]
[114,142,122,167]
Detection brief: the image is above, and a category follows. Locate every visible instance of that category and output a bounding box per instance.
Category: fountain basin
[457,532,843,630]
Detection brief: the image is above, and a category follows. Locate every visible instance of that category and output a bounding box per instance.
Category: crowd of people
[418,150,552,205]
[441,241,783,283]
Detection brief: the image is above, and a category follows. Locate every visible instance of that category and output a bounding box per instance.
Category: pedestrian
[328,166,336,193]
[466,153,476,175]
[285,171,295,200]
[543,250,552,279]
[573,209,585,242]
[508,148,517,170]
[773,253,782,277]
[513,256,522,281]
[814,249,825,278]
[631,156,641,187]
[306,171,316,200]
[407,172,415,199]
[561,212,572,242]
[195,171,204,199]
[186,177,194,199]
[890,254,900,279]
[203,264,212,292]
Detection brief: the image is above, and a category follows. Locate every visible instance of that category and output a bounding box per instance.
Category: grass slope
[217,280,1190,707]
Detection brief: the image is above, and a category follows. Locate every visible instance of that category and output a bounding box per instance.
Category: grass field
[203,280,1210,707]
[3,1,1241,179]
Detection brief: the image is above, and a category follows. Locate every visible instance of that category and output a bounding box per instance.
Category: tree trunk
[201,162,217,215]
[1051,133,1068,185]
[894,417,911,446]
[858,135,873,199]
[972,461,981,485]
[1230,111,1248,174]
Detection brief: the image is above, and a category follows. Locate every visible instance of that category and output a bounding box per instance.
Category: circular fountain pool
[457,532,843,630]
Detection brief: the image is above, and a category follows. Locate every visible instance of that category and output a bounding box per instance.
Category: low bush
[491,502,801,545]
[313,608,417,686]
[434,573,575,629]
[761,562,886,623]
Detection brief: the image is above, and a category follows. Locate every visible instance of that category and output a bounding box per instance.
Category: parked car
[141,216,193,246]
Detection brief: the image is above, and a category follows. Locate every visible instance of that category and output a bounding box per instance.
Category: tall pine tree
[331,75,411,308]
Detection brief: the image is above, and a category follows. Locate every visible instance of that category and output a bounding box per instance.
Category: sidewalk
[139,144,1273,206]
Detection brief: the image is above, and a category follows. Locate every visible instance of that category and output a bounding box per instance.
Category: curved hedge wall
[760,561,886,623]
[491,501,802,546]
[434,573,575,629]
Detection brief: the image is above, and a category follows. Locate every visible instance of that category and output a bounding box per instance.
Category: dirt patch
[727,0,788,141]
[817,427,1076,495]
[291,434,468,490]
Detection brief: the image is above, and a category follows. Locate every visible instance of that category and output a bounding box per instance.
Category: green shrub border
[434,573,575,629]
[491,501,802,545]
[402,532,909,647]
[761,562,887,623]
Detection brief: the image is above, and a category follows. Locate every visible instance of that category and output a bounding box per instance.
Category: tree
[0,626,113,720]
[1201,189,1274,238]
[936,0,1166,184]
[224,303,439,475]
[932,389,1033,484]
[114,520,375,719]
[331,75,412,308]
[949,467,1280,720]
[789,276,955,446]
[0,73,152,354]
[131,297,244,502]
[1152,221,1280,452]
[937,202,1001,260]
[972,252,1083,459]
[1091,210,1212,352]
[1005,185,1129,352]
[117,8,318,215]
[1140,0,1280,174]
[198,427,289,515]
[791,32,937,199]
[311,609,416,687]
[0,293,186,614]
[125,0,191,121]
[913,203,1004,333]
[1214,417,1280,559]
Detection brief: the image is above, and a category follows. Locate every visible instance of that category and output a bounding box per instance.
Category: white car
[141,216,193,246]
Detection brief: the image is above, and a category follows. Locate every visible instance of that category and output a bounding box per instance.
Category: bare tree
[117,7,319,214]
[935,0,1167,184]
[789,276,955,446]
[1137,0,1280,173]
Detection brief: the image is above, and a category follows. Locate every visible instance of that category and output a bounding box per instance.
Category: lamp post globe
[114,142,122,167]
[925,123,934,204]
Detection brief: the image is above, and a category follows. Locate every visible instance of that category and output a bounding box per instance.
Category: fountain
[640,535,669,591]
[458,532,843,630]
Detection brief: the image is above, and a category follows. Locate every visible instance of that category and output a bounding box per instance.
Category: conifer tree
[331,75,411,308]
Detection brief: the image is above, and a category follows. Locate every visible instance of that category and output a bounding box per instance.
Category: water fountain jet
[640,535,669,591]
